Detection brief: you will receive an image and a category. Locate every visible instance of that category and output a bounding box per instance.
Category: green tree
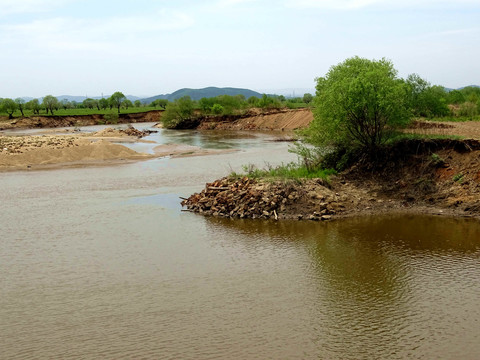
[2,98,17,119]
[257,94,282,109]
[460,86,480,102]
[83,98,96,109]
[199,97,215,112]
[161,96,195,129]
[303,93,313,104]
[99,98,109,110]
[247,96,258,106]
[42,95,59,115]
[109,91,126,113]
[134,100,142,108]
[123,99,133,109]
[211,103,224,115]
[15,98,25,117]
[26,99,41,115]
[308,56,409,153]
[157,99,168,109]
[60,99,72,110]
[447,90,465,105]
[406,74,449,117]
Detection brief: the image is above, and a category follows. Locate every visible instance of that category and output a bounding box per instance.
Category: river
[1,124,480,359]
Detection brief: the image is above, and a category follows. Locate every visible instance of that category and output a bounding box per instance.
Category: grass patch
[231,162,336,182]
[387,132,464,143]
[453,173,464,183]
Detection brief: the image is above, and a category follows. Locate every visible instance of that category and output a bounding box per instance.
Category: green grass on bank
[388,132,464,143]
[0,106,162,119]
[231,162,337,182]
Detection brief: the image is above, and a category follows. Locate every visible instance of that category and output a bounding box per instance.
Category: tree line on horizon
[0,91,168,119]
[0,90,313,119]
[2,80,479,124]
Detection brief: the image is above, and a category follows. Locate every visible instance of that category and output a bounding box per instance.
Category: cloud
[217,0,257,7]
[284,0,480,10]
[1,10,194,52]
[427,27,480,37]
[285,0,378,10]
[0,0,72,15]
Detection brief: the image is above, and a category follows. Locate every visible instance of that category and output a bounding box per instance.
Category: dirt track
[407,120,480,139]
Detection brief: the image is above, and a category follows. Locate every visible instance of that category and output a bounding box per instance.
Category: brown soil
[0,110,163,130]
[196,108,313,131]
[182,139,480,221]
[407,119,480,139]
[90,125,157,138]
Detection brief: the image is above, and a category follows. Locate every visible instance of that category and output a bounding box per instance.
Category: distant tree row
[405,75,480,118]
[0,91,170,119]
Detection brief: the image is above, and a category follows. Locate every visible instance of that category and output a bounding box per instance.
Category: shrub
[161,96,195,129]
[306,56,410,155]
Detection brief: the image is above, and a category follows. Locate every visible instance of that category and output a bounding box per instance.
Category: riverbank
[0,125,244,171]
[182,138,480,220]
[0,128,156,170]
[195,108,313,131]
[0,110,163,130]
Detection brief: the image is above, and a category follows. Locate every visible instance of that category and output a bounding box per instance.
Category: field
[0,106,160,119]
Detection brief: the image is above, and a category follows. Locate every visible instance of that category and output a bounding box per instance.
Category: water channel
[1,124,480,359]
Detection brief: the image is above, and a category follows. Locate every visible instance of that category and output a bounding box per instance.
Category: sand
[0,132,153,171]
[0,127,239,170]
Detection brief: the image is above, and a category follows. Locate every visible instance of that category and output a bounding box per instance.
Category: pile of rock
[92,126,158,138]
[181,176,341,220]
[122,125,157,137]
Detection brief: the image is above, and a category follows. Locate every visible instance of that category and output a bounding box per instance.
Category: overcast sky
[0,0,479,98]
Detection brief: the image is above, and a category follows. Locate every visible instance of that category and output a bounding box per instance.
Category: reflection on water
[1,129,480,359]
[205,215,480,359]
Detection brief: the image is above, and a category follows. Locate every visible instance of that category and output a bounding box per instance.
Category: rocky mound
[92,125,157,138]
[182,139,480,221]
[182,177,342,221]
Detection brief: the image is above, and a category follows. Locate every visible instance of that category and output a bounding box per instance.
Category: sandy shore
[0,134,154,171]
[0,127,241,171]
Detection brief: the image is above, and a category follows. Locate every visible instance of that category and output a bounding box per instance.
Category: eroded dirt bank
[0,110,163,130]
[192,108,313,131]
[182,139,480,220]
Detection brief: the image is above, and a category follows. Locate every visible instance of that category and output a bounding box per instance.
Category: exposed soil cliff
[0,110,163,130]
[196,108,313,131]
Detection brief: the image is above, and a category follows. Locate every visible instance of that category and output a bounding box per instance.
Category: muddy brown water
[1,125,480,359]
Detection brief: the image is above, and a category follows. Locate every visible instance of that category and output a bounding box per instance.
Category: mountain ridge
[141,87,263,103]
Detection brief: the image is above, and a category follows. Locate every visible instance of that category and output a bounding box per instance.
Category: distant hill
[444,85,480,92]
[142,87,263,103]
[457,85,480,90]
